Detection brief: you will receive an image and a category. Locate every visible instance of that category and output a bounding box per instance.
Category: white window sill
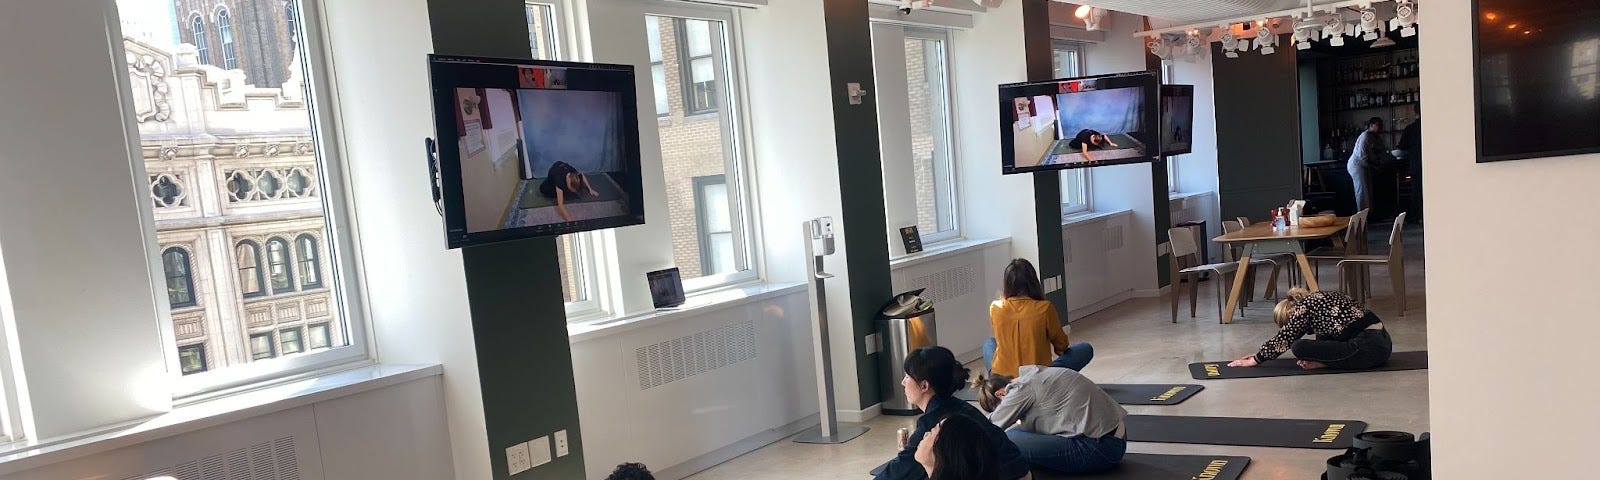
[1062,209,1132,227]
[0,363,442,476]
[1169,190,1210,202]
[889,237,1009,270]
[567,281,808,344]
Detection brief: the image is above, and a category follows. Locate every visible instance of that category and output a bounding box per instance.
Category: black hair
[1001,258,1045,301]
[927,415,1001,480]
[903,346,969,397]
[1367,116,1384,128]
[605,463,655,480]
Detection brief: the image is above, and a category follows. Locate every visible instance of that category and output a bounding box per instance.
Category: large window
[1053,40,1091,214]
[1161,61,1179,193]
[646,9,756,289]
[119,0,360,392]
[875,26,960,246]
[525,1,602,316]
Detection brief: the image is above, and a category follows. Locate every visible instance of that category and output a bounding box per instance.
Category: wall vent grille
[905,263,979,304]
[127,436,300,480]
[636,321,757,390]
[1103,224,1125,251]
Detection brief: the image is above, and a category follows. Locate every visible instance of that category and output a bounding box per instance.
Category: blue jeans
[981,338,1094,374]
[1005,430,1126,474]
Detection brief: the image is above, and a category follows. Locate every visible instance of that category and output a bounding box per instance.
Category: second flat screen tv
[999,71,1160,174]
[429,55,646,249]
[1161,84,1195,156]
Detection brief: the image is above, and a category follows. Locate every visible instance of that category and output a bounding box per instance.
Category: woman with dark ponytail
[914,414,1003,480]
[875,346,1031,480]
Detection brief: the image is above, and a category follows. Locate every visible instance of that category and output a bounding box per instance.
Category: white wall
[1170,55,1220,198]
[569,290,813,479]
[0,0,172,440]
[1420,2,1600,478]
[952,1,1038,265]
[317,2,493,479]
[8,375,451,480]
[740,0,873,414]
[1083,11,1147,76]
[1061,212,1139,318]
[889,242,1012,361]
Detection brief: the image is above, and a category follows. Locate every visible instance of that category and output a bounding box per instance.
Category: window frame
[265,236,296,294]
[903,27,962,246]
[279,326,305,355]
[215,7,237,70]
[643,3,760,293]
[675,18,718,116]
[190,15,210,65]
[120,0,375,400]
[0,245,24,443]
[307,322,331,350]
[161,246,199,309]
[691,174,733,275]
[1161,61,1179,194]
[296,234,322,289]
[1052,40,1093,215]
[178,343,208,375]
[523,0,606,318]
[249,332,276,360]
[236,240,266,298]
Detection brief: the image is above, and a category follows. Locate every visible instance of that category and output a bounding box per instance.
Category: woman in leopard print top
[1226,288,1393,370]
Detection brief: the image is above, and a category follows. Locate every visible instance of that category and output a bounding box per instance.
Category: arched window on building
[162,247,197,308]
[266,237,295,294]
[192,16,210,65]
[286,1,299,46]
[236,240,265,297]
[217,8,238,69]
[296,234,321,289]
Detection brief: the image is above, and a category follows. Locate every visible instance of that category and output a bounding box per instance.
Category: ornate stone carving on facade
[150,172,189,209]
[124,44,173,123]
[264,143,282,157]
[234,144,252,158]
[294,143,312,156]
[160,146,179,161]
[225,167,317,203]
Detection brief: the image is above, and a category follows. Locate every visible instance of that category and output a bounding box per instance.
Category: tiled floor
[688,224,1428,480]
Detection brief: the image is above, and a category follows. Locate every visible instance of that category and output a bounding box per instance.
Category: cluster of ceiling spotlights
[1145,0,1419,60]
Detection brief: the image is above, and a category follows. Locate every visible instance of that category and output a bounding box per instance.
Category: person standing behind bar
[1348,117,1388,213]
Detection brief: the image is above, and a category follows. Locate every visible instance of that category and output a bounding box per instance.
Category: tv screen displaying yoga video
[429,55,645,248]
[1161,84,1195,156]
[998,71,1159,174]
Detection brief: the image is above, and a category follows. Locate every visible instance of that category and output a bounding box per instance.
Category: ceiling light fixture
[1220,25,1243,58]
[1079,6,1108,31]
[1322,13,1354,47]
[1358,5,1384,40]
[1255,21,1280,55]
[1293,16,1321,50]
[1390,0,1418,37]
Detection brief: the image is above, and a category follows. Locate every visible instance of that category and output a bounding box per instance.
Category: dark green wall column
[1023,0,1069,315]
[1146,49,1173,287]
[1213,34,1303,221]
[429,1,584,478]
[821,0,893,409]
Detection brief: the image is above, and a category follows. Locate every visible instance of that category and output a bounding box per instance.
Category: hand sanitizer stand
[793,217,870,444]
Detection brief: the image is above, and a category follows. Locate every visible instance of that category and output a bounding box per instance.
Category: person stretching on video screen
[539,161,599,222]
[1067,129,1118,162]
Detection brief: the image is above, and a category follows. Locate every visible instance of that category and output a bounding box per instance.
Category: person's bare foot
[1297,360,1328,370]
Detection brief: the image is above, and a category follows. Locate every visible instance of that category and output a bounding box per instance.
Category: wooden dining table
[1211,217,1350,324]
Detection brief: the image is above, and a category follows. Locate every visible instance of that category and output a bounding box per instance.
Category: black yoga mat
[1188,351,1429,380]
[870,454,1249,480]
[1035,454,1250,480]
[953,384,1202,406]
[1125,414,1366,449]
[1099,384,1204,405]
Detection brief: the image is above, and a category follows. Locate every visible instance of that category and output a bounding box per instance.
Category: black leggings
[1290,329,1393,369]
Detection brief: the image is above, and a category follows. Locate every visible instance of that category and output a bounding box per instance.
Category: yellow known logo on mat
[1189,459,1229,480]
[1204,364,1221,377]
[1150,386,1187,401]
[1312,423,1346,443]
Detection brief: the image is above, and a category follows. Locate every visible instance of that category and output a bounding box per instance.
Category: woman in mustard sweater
[981,259,1093,377]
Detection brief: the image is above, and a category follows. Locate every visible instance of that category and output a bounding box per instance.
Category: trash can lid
[880,288,932,318]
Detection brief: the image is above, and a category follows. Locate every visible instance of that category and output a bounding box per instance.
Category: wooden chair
[1233,216,1298,290]
[1221,220,1287,301]
[1338,212,1408,316]
[1168,226,1244,323]
[1306,208,1371,291]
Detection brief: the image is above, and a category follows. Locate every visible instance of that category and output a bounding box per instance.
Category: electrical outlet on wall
[529,435,552,467]
[506,442,533,476]
[554,430,570,457]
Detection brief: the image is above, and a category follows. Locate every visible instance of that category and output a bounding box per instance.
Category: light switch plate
[529,435,552,467]
[506,442,533,476]
[554,430,570,457]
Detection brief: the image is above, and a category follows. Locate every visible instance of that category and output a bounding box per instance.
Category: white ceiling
[1068,0,1349,25]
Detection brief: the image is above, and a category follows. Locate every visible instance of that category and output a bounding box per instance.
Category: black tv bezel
[1160,84,1195,156]
[428,54,645,249]
[1471,0,1600,163]
[998,70,1162,175]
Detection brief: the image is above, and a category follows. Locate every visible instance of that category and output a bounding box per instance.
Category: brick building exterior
[174,0,299,88]
[905,38,940,234]
[652,16,731,280]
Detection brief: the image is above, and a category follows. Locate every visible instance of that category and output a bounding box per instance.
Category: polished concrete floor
[689,224,1428,480]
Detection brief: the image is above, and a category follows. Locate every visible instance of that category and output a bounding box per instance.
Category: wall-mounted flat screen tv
[429,55,645,248]
[1474,0,1600,162]
[1161,84,1195,156]
[999,71,1160,174]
